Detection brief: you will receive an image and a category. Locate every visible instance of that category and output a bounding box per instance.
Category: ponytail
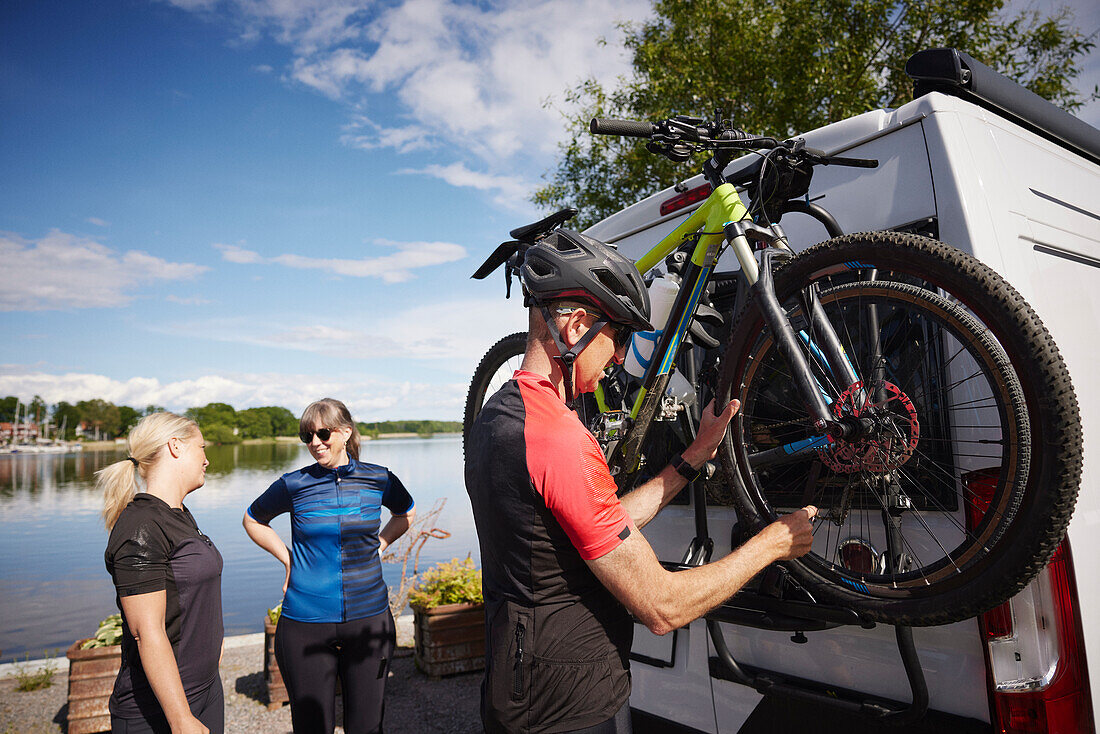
[300,398,360,461]
[97,412,199,530]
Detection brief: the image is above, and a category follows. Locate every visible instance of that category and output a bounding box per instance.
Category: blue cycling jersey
[248,459,414,623]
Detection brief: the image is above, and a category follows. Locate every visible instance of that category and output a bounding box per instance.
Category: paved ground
[0,632,482,734]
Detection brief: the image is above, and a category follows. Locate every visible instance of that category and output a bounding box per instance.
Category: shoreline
[0,615,416,681]
[71,433,462,451]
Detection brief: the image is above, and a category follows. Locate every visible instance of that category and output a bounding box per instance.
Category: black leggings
[275,609,396,734]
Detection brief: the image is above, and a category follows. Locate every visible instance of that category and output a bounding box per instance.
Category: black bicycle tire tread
[463,332,528,451]
[717,231,1082,626]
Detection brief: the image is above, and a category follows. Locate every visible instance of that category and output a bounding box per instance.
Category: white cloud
[213,242,264,263]
[215,238,466,282]
[400,162,534,212]
[340,114,434,154]
[166,294,211,305]
[167,295,528,366]
[167,0,651,208]
[291,0,650,162]
[85,217,109,227]
[0,230,208,311]
[0,367,466,421]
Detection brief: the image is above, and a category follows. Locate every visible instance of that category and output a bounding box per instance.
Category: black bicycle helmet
[520,229,653,331]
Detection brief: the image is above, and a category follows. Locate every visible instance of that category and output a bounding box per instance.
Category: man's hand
[756,506,817,561]
[681,398,740,467]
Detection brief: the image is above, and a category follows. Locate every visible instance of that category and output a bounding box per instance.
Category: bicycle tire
[717,232,1081,626]
[464,332,528,447]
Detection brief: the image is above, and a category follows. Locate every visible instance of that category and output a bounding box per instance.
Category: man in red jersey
[465,230,816,734]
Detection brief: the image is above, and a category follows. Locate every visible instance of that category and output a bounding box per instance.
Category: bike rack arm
[706,609,929,724]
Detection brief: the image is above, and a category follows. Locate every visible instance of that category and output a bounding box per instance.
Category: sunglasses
[299,427,336,444]
[555,308,635,349]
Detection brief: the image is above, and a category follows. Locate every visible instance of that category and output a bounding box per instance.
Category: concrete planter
[66,639,121,734]
[412,602,485,678]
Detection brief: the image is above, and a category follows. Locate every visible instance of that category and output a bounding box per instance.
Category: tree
[28,395,47,424]
[186,403,237,431]
[0,396,17,423]
[77,399,122,439]
[534,0,1099,226]
[117,406,142,434]
[267,407,298,437]
[203,422,241,445]
[52,402,82,440]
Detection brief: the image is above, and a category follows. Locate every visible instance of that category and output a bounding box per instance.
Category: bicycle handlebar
[590,116,878,171]
[590,118,658,138]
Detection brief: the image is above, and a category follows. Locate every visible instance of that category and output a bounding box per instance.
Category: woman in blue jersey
[243,398,415,734]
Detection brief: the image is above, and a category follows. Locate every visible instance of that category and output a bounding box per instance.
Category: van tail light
[660,183,711,216]
[964,470,1094,733]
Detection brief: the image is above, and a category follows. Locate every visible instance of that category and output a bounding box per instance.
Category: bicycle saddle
[509,207,578,242]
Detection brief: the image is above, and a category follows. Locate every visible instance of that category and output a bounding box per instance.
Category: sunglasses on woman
[299,427,335,444]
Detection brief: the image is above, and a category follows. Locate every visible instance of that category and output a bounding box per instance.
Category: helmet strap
[540,305,608,404]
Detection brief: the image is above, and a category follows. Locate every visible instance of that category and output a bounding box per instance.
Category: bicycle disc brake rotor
[818,380,919,473]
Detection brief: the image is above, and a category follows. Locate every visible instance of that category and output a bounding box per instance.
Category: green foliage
[0,396,17,422]
[81,613,123,649]
[14,653,56,692]
[357,420,462,439]
[117,405,141,434]
[236,406,299,438]
[186,402,237,431]
[76,398,122,439]
[202,422,241,445]
[535,0,1099,226]
[407,557,484,610]
[267,603,282,626]
[52,402,82,440]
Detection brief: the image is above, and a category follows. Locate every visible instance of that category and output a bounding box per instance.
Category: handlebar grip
[827,156,878,168]
[590,118,657,138]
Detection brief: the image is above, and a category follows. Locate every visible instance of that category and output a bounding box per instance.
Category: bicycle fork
[724,221,860,443]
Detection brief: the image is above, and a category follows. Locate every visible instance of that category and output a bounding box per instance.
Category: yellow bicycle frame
[610,182,754,420]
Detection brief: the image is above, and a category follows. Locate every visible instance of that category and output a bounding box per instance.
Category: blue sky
[1,0,1097,421]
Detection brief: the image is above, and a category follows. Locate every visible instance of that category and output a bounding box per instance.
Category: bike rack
[662,559,931,726]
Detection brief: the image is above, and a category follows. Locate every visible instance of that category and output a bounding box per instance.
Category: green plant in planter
[81,613,123,649]
[408,557,483,610]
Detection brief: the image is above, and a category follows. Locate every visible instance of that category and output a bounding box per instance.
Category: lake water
[0,436,479,663]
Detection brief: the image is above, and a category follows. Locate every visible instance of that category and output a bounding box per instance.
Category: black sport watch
[671,453,703,483]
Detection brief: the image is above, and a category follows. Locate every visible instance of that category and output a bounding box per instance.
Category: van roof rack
[906,47,1100,166]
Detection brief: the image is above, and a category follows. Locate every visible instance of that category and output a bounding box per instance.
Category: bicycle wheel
[717,232,1081,626]
[464,332,528,444]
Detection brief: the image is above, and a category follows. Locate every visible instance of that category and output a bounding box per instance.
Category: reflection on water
[0,436,477,663]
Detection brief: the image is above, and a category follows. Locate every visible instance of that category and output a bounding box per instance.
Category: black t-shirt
[104,493,223,718]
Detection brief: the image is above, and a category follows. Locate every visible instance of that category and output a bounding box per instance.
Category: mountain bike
[467,114,1081,627]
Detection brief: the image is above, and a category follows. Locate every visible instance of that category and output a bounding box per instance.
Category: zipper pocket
[511,621,526,700]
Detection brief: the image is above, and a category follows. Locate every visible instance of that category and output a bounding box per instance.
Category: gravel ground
[0,641,482,734]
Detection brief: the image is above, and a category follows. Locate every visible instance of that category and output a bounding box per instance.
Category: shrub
[81,613,123,649]
[267,603,282,626]
[408,557,483,610]
[15,653,56,692]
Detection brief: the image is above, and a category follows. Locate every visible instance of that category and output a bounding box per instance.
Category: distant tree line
[1,396,459,444]
[357,420,462,439]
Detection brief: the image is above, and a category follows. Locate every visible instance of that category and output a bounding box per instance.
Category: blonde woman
[99,412,223,734]
[243,398,414,734]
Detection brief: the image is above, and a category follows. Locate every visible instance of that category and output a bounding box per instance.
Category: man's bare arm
[586,506,816,635]
[619,399,738,529]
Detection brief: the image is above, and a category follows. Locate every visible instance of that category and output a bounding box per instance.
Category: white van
[582,49,1100,733]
